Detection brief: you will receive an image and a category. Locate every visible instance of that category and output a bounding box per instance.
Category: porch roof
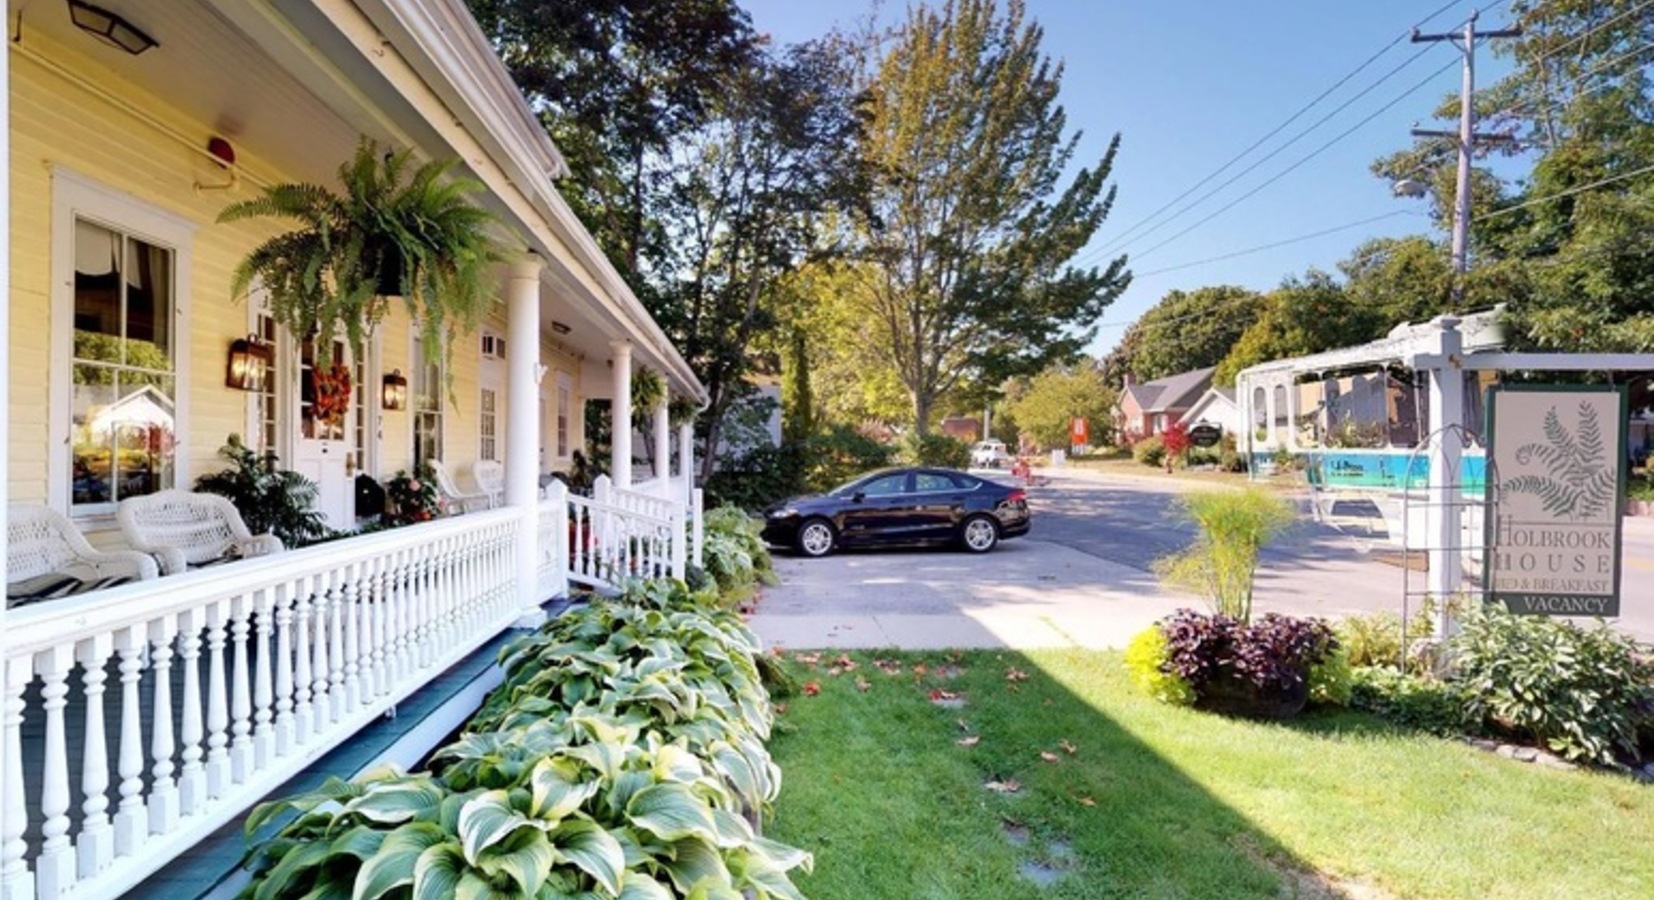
[1236,306,1507,384]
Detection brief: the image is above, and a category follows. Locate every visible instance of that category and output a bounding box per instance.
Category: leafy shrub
[700,505,779,606]
[801,425,893,493]
[195,434,334,547]
[1160,422,1192,468]
[1132,434,1166,468]
[1349,667,1473,736]
[1124,625,1194,706]
[1154,488,1295,621]
[240,578,812,899]
[1336,608,1439,670]
[1187,446,1222,468]
[1309,644,1353,706]
[704,442,803,511]
[1449,605,1653,765]
[1156,609,1338,717]
[1219,433,1246,473]
[897,431,970,469]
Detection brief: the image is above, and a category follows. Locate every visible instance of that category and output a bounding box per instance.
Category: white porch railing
[539,476,686,595]
[1,510,521,900]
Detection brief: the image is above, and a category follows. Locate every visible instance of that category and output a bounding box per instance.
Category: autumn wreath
[312,364,352,426]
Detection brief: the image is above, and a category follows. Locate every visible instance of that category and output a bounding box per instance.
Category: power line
[1083,0,1466,258]
[1132,210,1422,279]
[1128,54,1463,264]
[1477,161,1654,221]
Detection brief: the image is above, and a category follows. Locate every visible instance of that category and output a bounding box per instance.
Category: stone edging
[1459,736,1654,783]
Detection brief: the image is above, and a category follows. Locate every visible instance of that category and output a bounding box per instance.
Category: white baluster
[112,626,146,855]
[76,634,115,878]
[205,600,231,798]
[371,554,390,697]
[35,645,76,898]
[252,588,275,769]
[176,608,207,814]
[275,583,299,754]
[147,616,179,834]
[2,656,35,900]
[416,545,435,668]
[232,593,256,781]
[310,573,332,727]
[390,549,411,683]
[341,562,362,714]
[326,571,346,722]
[293,579,314,745]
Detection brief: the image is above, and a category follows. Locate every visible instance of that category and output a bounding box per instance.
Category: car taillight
[1007,489,1026,504]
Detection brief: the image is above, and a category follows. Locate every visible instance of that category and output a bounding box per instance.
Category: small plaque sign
[1189,423,1223,448]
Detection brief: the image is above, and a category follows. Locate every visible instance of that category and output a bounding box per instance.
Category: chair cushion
[7,573,135,606]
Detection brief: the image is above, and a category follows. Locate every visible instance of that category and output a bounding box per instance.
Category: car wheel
[795,518,837,558]
[959,514,1000,553]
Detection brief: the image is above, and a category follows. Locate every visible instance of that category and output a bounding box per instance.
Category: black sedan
[761,467,1031,558]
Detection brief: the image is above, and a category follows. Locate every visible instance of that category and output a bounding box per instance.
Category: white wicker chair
[8,505,158,604]
[117,490,284,575]
[471,459,504,508]
[430,460,492,514]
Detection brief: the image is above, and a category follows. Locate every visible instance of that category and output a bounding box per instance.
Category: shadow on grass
[765,648,1380,900]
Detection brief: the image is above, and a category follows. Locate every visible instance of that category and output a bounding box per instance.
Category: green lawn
[766,649,1652,900]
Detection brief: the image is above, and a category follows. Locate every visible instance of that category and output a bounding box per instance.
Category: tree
[1372,0,1654,353]
[657,40,865,478]
[467,0,757,285]
[1099,285,1265,388]
[1002,364,1115,451]
[1213,271,1372,386]
[849,0,1129,434]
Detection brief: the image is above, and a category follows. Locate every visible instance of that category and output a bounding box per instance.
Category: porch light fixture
[550,320,572,335]
[225,335,272,392]
[67,0,158,56]
[382,370,409,411]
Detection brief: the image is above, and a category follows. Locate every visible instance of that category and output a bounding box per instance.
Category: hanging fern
[219,138,502,371]
[1504,402,1616,521]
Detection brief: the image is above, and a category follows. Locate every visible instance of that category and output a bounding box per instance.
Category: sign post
[1485,385,1626,616]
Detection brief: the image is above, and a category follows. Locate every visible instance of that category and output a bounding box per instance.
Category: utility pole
[1409,9,1520,303]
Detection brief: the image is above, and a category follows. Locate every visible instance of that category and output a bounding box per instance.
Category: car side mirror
[852,491,866,503]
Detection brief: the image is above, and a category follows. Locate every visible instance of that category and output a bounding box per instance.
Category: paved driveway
[746,467,1654,650]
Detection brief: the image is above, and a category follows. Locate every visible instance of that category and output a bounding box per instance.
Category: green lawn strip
[768,648,1654,900]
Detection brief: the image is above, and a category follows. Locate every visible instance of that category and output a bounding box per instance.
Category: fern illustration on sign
[1503,401,1616,521]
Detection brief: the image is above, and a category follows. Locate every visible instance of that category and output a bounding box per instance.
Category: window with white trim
[251,307,278,456]
[556,374,572,460]
[68,218,178,510]
[413,355,443,465]
[479,386,498,461]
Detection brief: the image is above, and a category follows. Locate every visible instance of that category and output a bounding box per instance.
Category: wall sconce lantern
[382,370,409,411]
[67,0,159,55]
[225,335,272,392]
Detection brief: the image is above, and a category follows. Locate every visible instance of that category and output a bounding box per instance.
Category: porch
[2,472,704,900]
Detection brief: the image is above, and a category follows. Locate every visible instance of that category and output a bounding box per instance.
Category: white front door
[293,336,354,529]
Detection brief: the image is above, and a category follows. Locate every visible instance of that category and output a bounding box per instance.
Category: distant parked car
[761,466,1031,558]
[970,440,1011,468]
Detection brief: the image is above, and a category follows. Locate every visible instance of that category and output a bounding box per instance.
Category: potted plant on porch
[218,138,502,369]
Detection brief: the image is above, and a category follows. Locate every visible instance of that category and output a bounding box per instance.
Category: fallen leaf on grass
[928,688,959,702]
[774,703,787,715]
[957,735,981,747]
[834,653,858,671]
[1005,667,1030,683]
[855,676,871,693]
[827,666,843,677]
[873,658,904,676]
[1075,796,1095,807]
[1040,751,1060,763]
[1060,740,1077,756]
[769,646,786,657]
[984,779,1022,794]
[912,663,929,677]
[956,718,970,731]
[794,652,822,667]
[802,681,821,697]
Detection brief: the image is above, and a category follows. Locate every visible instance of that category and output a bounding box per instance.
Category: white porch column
[678,421,695,507]
[0,35,15,900]
[652,394,671,484]
[1425,316,1466,630]
[610,341,633,488]
[506,255,544,623]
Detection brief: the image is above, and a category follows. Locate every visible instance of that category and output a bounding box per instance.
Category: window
[915,472,957,492]
[860,474,907,497]
[413,355,443,465]
[68,218,177,510]
[479,386,498,461]
[250,308,278,456]
[1273,385,1289,426]
[556,375,572,459]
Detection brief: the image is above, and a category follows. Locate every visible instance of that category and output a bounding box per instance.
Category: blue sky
[740,0,1521,356]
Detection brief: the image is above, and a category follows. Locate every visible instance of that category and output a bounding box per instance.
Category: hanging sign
[1485,385,1626,616]
[1189,423,1223,448]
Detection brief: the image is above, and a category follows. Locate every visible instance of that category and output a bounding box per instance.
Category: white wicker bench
[431,459,492,514]
[471,459,504,508]
[117,490,284,575]
[7,505,159,605]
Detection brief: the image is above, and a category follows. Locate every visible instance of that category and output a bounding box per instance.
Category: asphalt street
[747,468,1654,650]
